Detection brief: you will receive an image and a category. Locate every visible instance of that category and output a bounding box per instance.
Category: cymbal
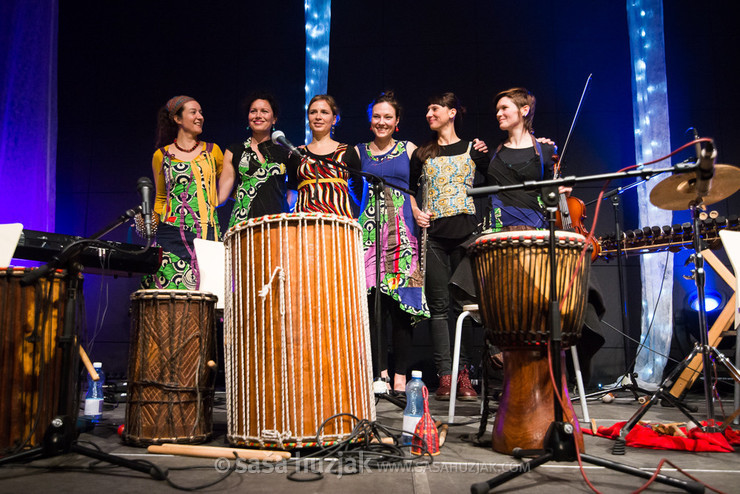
[649,164,740,210]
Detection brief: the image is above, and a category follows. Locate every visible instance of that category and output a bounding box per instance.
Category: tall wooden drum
[223,213,375,449]
[124,289,217,445]
[0,268,67,453]
[469,230,591,454]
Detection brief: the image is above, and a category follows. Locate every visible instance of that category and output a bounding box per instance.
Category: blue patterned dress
[358,141,429,321]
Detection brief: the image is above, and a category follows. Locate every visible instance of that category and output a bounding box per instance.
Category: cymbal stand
[0,206,165,480]
[620,202,740,436]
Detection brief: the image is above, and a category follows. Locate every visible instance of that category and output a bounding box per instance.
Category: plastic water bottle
[83,362,105,423]
[402,370,424,445]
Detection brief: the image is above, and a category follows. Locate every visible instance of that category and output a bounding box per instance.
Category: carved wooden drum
[124,289,217,445]
[469,230,591,454]
[223,213,375,448]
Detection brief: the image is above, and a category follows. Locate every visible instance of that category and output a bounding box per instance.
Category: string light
[627,0,674,387]
[304,0,331,144]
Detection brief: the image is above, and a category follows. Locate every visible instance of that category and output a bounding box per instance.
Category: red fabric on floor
[584,421,740,452]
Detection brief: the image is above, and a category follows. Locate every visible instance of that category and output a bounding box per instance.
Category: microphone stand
[466,166,703,494]
[580,180,656,404]
[0,205,164,481]
[303,157,412,410]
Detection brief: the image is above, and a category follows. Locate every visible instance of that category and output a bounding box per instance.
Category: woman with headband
[142,95,223,290]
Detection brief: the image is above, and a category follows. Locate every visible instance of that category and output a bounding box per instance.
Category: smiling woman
[142,95,224,290]
[218,92,291,228]
[355,91,430,393]
[291,94,363,218]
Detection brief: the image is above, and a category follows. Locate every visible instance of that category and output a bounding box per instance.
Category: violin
[553,159,601,260]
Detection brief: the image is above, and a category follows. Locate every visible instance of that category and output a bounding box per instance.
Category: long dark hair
[415,92,465,163]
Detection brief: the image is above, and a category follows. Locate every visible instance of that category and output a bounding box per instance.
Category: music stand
[465,165,702,493]
[0,206,166,480]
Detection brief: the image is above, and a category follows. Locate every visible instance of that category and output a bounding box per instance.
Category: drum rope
[221,214,375,446]
[224,232,235,437]
[313,216,324,442]
[257,267,285,299]
[326,218,340,436]
[276,218,292,446]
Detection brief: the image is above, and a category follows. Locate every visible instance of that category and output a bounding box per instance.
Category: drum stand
[619,201,740,438]
[468,183,701,494]
[0,207,165,480]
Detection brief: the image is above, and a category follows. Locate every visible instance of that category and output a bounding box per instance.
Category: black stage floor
[1,388,738,493]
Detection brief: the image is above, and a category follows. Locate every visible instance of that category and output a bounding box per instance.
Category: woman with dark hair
[143,95,223,290]
[485,88,605,386]
[218,92,291,227]
[356,91,429,393]
[485,87,556,231]
[409,92,489,401]
[292,94,363,218]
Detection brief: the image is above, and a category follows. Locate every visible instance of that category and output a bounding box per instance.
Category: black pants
[425,235,475,376]
[367,291,413,376]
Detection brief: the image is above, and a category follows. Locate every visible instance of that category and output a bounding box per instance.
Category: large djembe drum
[0,268,67,453]
[124,289,217,445]
[223,213,375,449]
[469,230,591,454]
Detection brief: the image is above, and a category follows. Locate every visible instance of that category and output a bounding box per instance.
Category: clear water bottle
[402,370,424,445]
[83,362,105,423]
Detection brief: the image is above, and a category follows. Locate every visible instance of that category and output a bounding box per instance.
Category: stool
[447,304,591,425]
[448,304,481,423]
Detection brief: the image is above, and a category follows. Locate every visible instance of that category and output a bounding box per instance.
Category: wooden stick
[79,346,99,381]
[147,444,290,461]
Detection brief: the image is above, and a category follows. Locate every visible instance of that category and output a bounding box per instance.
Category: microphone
[695,140,716,199]
[137,177,154,239]
[271,130,305,158]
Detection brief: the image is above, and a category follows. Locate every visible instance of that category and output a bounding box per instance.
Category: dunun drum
[124,289,217,446]
[0,267,67,453]
[223,213,375,448]
[469,230,591,454]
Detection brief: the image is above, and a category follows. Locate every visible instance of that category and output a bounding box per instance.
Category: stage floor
[1,388,738,493]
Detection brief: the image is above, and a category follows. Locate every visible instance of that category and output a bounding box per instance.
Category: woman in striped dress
[292,94,363,218]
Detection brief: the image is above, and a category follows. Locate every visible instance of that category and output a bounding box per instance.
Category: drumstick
[207,360,217,369]
[437,423,449,448]
[79,346,99,381]
[147,444,290,461]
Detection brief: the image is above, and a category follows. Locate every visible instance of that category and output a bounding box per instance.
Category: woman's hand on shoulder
[472,138,488,154]
[536,136,557,152]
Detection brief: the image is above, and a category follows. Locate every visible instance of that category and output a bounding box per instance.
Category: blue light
[304,0,331,144]
[688,291,723,312]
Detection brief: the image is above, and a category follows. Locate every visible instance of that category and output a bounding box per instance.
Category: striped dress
[294,143,361,218]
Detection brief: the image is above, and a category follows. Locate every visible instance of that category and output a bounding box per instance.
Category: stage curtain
[0,0,57,232]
